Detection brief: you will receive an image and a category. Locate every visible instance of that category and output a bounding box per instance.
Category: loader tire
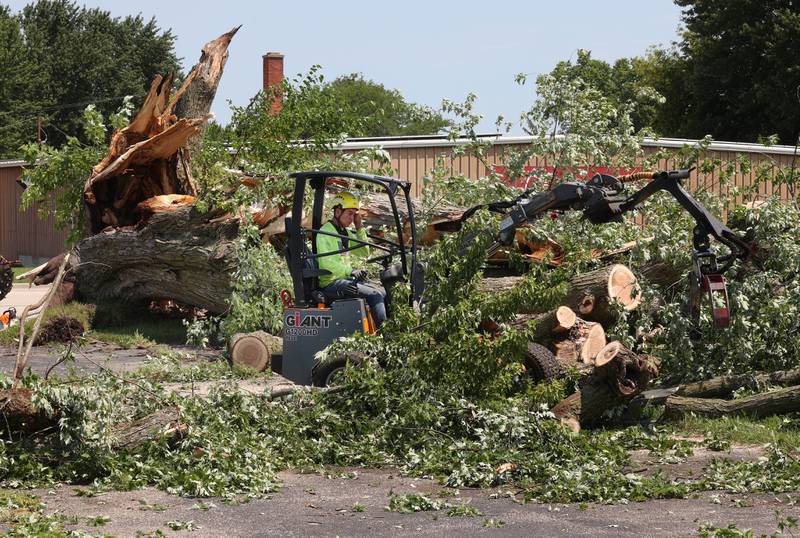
[524,342,563,383]
[311,356,348,387]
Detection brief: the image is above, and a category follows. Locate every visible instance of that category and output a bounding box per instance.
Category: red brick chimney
[263,52,284,115]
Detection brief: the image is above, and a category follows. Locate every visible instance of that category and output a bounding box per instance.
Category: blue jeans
[324,278,388,327]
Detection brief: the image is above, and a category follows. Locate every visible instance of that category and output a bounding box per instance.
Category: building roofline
[0,159,27,169]
[2,135,796,169]
[339,134,800,156]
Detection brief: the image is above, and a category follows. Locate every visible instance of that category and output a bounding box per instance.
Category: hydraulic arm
[462,169,752,328]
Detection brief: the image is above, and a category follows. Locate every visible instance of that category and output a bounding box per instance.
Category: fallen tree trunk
[551,341,658,431]
[663,385,800,420]
[478,276,523,295]
[674,368,800,399]
[563,264,641,326]
[72,206,238,314]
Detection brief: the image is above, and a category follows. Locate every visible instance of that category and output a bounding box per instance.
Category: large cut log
[563,264,641,326]
[479,276,523,295]
[533,306,577,340]
[551,341,658,431]
[72,206,238,314]
[663,385,800,420]
[550,318,606,365]
[229,331,282,372]
[674,368,800,399]
[639,260,687,290]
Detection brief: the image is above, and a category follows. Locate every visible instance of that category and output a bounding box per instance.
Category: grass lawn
[673,414,800,450]
[0,301,187,348]
[10,266,34,279]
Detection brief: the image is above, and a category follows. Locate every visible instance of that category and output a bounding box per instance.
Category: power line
[0,92,145,120]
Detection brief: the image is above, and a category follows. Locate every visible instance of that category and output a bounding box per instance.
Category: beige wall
[345,141,795,206]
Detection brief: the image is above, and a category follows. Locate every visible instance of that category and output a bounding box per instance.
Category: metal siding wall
[369,143,795,205]
[0,167,19,259]
[0,165,68,261]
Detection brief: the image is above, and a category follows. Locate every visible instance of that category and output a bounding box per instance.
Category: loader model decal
[285,311,332,338]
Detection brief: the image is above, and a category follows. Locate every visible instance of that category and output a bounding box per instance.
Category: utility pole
[36,116,42,145]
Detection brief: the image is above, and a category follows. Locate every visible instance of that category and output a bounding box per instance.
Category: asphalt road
[21,470,799,537]
[0,282,50,319]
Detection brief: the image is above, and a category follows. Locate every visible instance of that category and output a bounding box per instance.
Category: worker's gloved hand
[350,269,367,281]
[342,282,359,297]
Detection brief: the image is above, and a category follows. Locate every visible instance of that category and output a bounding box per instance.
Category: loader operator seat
[287,241,359,307]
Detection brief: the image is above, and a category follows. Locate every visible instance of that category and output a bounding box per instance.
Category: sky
[6,0,685,133]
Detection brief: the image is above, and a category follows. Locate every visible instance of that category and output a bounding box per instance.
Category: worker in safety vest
[315,191,388,327]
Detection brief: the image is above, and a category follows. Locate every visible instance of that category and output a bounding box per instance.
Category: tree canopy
[548,1,800,144]
[0,0,180,158]
[322,73,451,137]
[672,0,800,144]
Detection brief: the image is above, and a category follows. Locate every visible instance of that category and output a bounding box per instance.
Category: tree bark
[73,206,238,314]
[639,260,687,290]
[478,276,523,295]
[663,385,800,420]
[563,264,641,326]
[551,341,658,431]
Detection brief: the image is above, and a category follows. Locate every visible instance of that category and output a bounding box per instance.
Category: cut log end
[553,306,577,334]
[229,332,273,372]
[580,324,607,364]
[608,264,641,311]
[595,341,621,368]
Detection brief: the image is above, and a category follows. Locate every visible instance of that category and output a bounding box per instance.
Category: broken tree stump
[0,388,59,434]
[563,264,641,326]
[663,385,800,420]
[551,341,659,431]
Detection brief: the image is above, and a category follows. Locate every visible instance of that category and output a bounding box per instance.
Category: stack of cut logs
[502,264,660,432]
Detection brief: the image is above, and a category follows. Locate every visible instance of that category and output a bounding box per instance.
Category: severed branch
[12,253,71,389]
[663,385,800,420]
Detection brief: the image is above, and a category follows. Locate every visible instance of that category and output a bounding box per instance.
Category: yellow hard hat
[331,191,359,210]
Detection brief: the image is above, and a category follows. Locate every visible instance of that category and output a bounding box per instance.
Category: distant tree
[672,0,800,144]
[547,49,665,133]
[323,74,451,137]
[0,6,48,157]
[0,0,180,157]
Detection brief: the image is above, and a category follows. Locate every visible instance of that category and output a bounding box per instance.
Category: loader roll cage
[285,171,418,307]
